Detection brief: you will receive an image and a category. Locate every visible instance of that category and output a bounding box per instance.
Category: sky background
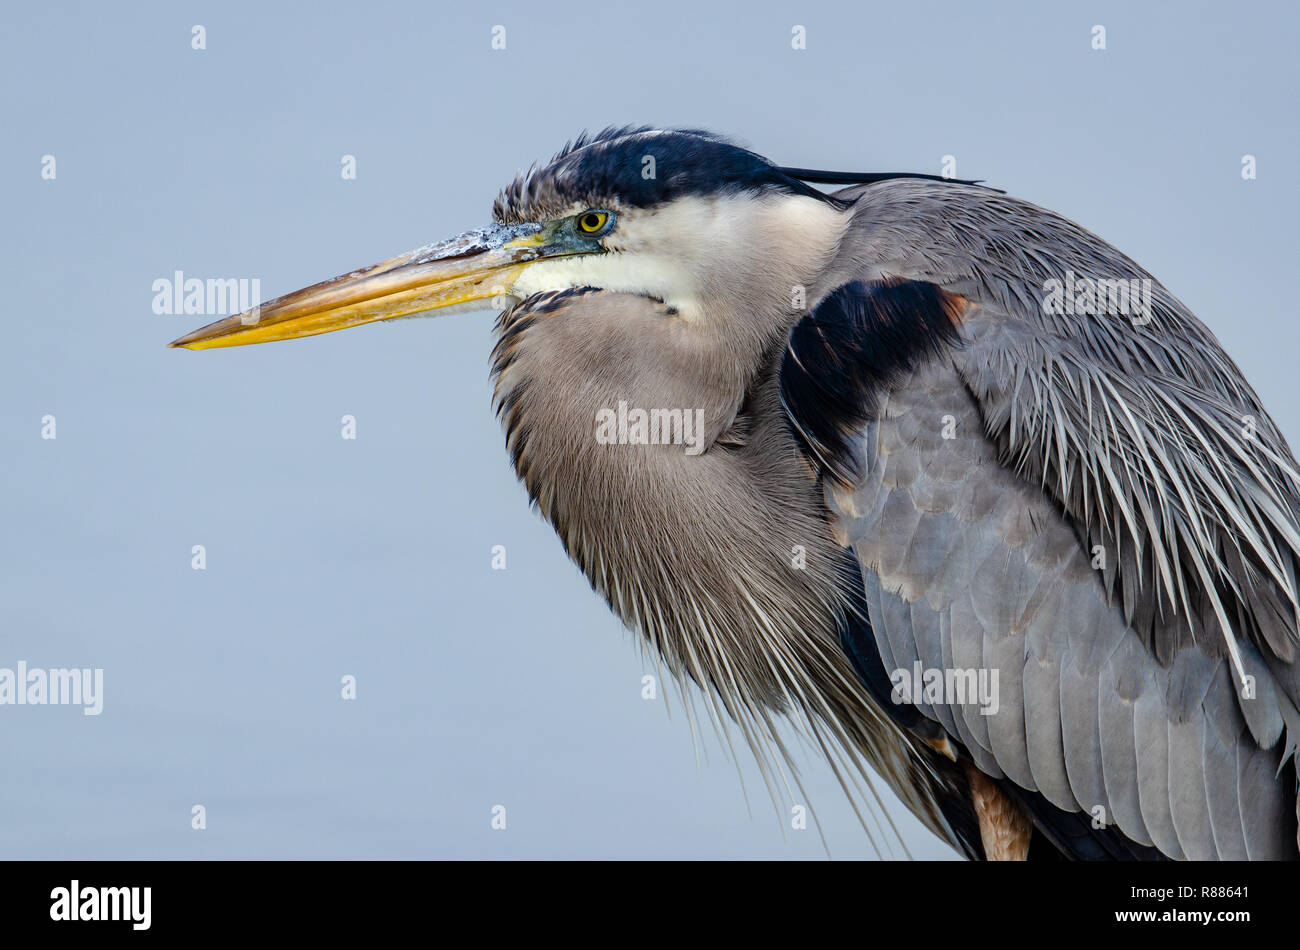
[1,0,1296,859]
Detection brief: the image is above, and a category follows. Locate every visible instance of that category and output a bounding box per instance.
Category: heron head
[168,128,852,350]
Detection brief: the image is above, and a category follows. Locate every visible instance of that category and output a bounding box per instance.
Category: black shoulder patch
[779,278,964,487]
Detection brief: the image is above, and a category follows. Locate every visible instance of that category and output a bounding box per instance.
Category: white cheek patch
[504,193,847,323]
[508,254,704,319]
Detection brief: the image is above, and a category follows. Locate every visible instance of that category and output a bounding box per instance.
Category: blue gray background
[1,0,1295,858]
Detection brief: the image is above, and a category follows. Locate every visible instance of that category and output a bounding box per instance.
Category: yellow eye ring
[577,210,610,234]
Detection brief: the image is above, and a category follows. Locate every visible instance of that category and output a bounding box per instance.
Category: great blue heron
[171,127,1299,860]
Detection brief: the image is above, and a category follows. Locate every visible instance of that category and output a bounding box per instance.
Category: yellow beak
[168,222,549,350]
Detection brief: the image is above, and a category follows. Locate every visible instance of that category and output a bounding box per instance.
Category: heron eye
[577,210,610,234]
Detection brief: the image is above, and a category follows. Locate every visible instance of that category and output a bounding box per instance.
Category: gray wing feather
[1022,583,1078,811]
[907,600,947,727]
[1133,681,1185,858]
[1098,636,1155,846]
[1166,710,1218,859]
[858,569,900,686]
[1237,640,1284,748]
[1201,673,1250,859]
[1238,738,1291,859]
[808,180,1300,858]
[830,355,1296,858]
[948,593,995,756]
[981,600,1036,790]
[1058,643,1110,825]
[937,603,1003,778]
[878,574,925,690]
